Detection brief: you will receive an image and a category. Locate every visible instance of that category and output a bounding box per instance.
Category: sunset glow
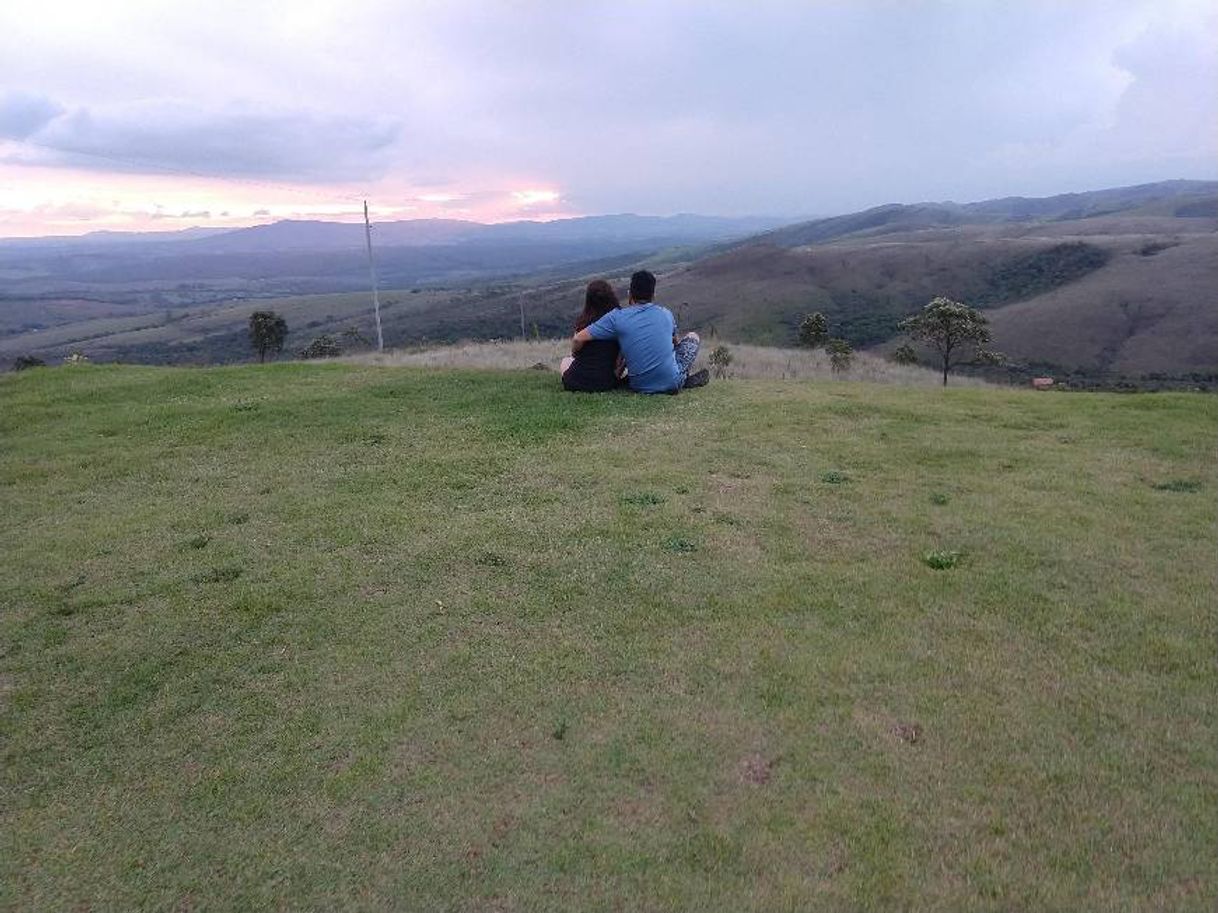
[0,156,572,236]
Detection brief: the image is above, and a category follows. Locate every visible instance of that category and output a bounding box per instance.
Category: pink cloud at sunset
[0,159,572,237]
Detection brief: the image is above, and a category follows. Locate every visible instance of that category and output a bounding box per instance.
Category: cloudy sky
[1,0,1215,236]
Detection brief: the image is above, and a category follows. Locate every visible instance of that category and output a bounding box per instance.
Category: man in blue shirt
[571,270,706,393]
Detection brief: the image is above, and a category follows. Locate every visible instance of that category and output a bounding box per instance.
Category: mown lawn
[1,363,1215,911]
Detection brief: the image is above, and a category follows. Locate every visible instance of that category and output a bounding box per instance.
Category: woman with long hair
[560,279,625,392]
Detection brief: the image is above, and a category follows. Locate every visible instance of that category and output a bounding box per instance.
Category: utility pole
[363,200,384,352]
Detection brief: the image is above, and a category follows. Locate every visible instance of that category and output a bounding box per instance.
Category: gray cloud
[0,0,1214,217]
[0,90,64,139]
[19,99,400,181]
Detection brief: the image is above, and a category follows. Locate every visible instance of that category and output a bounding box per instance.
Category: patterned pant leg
[673,335,700,381]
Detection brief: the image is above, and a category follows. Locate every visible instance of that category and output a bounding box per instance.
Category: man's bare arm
[572,328,593,354]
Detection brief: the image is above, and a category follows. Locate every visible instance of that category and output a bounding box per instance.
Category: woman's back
[561,338,620,392]
[562,278,623,393]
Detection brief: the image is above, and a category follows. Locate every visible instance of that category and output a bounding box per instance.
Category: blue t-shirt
[586,303,681,393]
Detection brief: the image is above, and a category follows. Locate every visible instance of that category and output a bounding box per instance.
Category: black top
[562,339,621,392]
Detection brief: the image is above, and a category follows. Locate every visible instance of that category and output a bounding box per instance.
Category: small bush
[13,355,46,371]
[709,345,734,379]
[819,470,849,484]
[891,344,919,365]
[662,536,697,553]
[1151,479,1201,493]
[299,335,342,359]
[191,565,243,584]
[621,492,665,506]
[826,339,854,373]
[929,492,950,506]
[922,550,961,570]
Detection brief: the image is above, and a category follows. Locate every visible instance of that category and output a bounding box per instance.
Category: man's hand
[571,328,593,354]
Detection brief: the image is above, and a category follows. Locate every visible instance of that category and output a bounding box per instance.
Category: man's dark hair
[629,270,657,302]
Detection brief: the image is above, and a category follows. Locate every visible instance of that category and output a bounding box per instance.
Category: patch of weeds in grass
[229,592,284,620]
[226,512,250,526]
[191,565,243,584]
[675,485,690,495]
[58,573,87,593]
[922,550,962,570]
[681,830,744,874]
[1151,479,1201,493]
[476,551,508,568]
[929,492,950,506]
[820,470,850,485]
[552,720,568,741]
[621,492,665,507]
[662,536,697,554]
[232,401,259,413]
[185,534,211,550]
[712,512,741,526]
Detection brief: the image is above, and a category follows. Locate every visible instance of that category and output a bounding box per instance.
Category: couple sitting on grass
[561,270,708,394]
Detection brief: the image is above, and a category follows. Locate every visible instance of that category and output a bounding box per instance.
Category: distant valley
[2,180,1215,380]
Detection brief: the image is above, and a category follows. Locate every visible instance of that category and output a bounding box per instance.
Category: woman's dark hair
[575,279,620,331]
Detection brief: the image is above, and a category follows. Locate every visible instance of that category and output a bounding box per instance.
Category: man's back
[586,303,681,393]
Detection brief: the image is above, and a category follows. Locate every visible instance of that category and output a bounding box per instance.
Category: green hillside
[2,364,1215,910]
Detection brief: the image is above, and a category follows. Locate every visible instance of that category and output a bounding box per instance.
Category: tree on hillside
[899,297,1000,386]
[826,338,854,373]
[249,311,288,363]
[890,344,919,365]
[798,312,829,349]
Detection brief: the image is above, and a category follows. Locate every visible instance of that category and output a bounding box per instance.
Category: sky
[1,0,1215,236]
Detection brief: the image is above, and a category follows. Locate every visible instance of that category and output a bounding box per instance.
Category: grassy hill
[2,363,1215,910]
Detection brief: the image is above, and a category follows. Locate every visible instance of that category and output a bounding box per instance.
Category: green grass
[2,364,1216,911]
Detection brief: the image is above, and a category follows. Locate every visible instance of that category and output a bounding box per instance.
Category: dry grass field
[356,339,993,387]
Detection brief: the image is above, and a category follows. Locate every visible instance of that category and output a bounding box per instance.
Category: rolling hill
[2,181,1215,377]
